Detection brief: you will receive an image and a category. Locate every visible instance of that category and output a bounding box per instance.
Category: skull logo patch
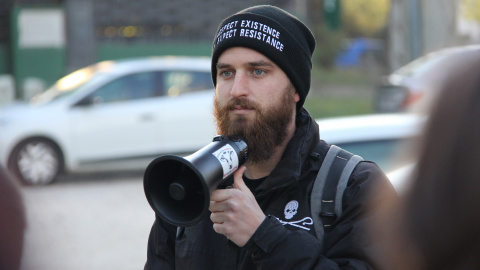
[284,200,299,220]
[276,200,313,230]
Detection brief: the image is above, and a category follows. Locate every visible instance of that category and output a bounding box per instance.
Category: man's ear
[294,92,300,103]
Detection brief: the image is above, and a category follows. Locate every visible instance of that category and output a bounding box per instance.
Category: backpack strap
[311,144,363,252]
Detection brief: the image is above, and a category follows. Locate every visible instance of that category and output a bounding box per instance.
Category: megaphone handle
[216,175,234,190]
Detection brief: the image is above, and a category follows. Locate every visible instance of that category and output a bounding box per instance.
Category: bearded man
[144,5,395,269]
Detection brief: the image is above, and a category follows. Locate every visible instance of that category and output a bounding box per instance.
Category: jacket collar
[255,108,320,195]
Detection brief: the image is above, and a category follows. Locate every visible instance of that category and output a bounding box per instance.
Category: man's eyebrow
[216,63,231,70]
[216,60,274,69]
[248,60,274,67]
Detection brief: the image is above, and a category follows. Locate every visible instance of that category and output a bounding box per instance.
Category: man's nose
[230,72,249,98]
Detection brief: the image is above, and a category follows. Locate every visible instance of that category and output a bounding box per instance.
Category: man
[145,5,395,269]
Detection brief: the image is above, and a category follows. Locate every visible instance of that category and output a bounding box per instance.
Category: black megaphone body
[143,135,248,227]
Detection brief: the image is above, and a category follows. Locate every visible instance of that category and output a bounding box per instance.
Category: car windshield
[30,61,115,105]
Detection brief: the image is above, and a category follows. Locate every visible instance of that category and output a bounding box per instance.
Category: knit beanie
[211,5,316,111]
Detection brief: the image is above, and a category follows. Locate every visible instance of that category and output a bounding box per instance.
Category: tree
[341,0,391,37]
[308,0,346,69]
[459,0,480,22]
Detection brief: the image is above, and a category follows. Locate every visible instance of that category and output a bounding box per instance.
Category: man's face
[213,47,299,164]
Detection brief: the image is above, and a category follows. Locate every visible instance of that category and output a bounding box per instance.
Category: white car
[1,65,423,187]
[375,45,480,113]
[0,56,217,185]
[318,113,425,174]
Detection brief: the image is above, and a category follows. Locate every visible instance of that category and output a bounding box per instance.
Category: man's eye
[221,70,233,77]
[253,69,266,76]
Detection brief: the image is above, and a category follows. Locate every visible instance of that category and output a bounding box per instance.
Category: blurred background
[0,0,479,269]
[1,0,478,116]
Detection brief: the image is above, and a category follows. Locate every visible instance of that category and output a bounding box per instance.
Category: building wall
[0,1,14,74]
[388,0,460,71]
[6,0,294,98]
[421,0,458,54]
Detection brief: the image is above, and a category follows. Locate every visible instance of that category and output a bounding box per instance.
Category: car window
[163,71,213,97]
[32,67,101,105]
[92,72,161,103]
[336,138,415,172]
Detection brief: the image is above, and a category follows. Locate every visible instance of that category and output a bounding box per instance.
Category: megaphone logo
[212,144,239,178]
[143,136,248,227]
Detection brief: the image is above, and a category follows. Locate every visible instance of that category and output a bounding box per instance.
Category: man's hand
[209,166,266,247]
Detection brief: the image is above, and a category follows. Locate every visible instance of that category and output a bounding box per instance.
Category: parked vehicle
[0,56,216,185]
[374,45,480,113]
[0,58,424,187]
[318,113,424,173]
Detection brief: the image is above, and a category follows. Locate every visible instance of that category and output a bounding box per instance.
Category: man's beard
[213,86,296,165]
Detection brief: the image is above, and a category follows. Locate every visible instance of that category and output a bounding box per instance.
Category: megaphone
[143,135,248,227]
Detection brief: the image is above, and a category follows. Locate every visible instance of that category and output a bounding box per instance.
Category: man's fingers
[210,188,230,202]
[233,166,248,191]
[210,211,224,224]
[210,166,247,202]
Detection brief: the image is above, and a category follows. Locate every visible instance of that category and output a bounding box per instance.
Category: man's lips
[231,105,254,114]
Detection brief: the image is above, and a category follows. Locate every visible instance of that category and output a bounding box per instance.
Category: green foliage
[460,0,480,22]
[311,66,375,86]
[305,66,377,119]
[312,25,345,69]
[304,94,374,119]
[341,0,391,37]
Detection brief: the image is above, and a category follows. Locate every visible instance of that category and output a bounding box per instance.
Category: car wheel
[9,138,63,185]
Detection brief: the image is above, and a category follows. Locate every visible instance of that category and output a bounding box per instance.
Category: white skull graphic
[284,200,299,220]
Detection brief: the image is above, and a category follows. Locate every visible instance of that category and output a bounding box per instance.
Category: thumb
[232,166,248,191]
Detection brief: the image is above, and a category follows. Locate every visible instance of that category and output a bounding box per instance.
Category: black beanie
[211,5,316,111]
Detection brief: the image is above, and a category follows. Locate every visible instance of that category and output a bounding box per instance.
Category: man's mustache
[224,98,259,111]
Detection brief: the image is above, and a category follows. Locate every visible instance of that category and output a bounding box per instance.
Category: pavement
[19,173,154,270]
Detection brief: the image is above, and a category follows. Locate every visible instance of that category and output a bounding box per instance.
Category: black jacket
[144,109,396,269]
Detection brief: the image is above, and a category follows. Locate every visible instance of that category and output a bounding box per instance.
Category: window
[163,71,212,97]
[89,70,212,104]
[92,72,161,103]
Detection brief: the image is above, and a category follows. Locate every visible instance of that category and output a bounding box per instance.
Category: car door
[151,70,216,154]
[68,70,216,165]
[69,71,166,163]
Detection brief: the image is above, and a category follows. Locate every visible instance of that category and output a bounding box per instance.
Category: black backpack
[311,145,363,252]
